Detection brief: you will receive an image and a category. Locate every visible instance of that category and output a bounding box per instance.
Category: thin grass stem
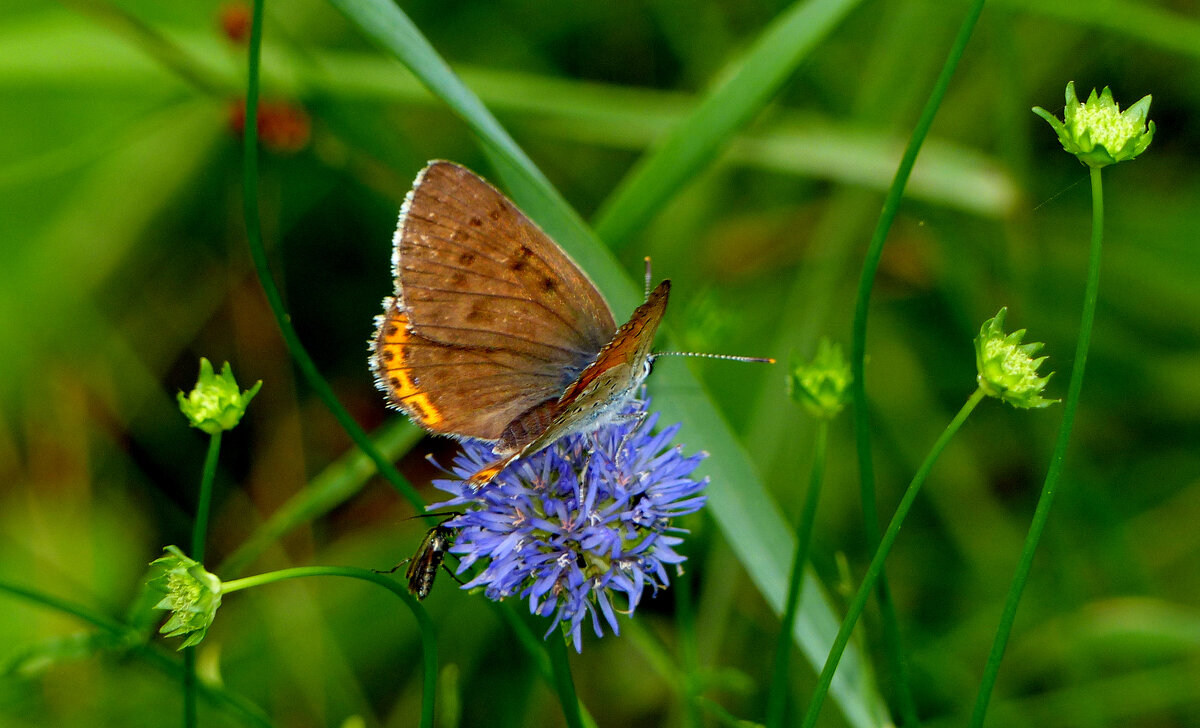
[968,165,1106,727]
[183,430,221,728]
[848,1,987,722]
[191,432,221,564]
[241,0,423,512]
[766,419,828,727]
[803,388,986,728]
[675,568,703,728]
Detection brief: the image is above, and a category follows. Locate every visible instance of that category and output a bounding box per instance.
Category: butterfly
[371,161,769,489]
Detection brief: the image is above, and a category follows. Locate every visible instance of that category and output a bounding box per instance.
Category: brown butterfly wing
[371,161,616,441]
[464,281,671,489]
[557,279,669,410]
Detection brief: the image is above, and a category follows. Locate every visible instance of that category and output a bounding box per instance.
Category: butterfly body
[371,161,667,488]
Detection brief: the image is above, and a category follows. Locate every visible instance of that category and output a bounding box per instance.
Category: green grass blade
[591,0,866,250]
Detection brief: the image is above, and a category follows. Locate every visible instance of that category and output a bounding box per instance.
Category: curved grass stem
[183,430,222,728]
[848,2,986,722]
[224,566,438,728]
[766,420,829,727]
[803,388,986,728]
[241,0,423,512]
[969,165,1106,727]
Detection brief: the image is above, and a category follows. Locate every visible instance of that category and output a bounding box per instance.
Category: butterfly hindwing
[374,302,569,439]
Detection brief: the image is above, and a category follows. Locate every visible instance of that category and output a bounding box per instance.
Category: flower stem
[546,631,585,728]
[675,568,703,728]
[183,430,221,728]
[224,566,438,728]
[240,0,423,513]
[969,165,1105,727]
[495,604,599,728]
[766,420,829,728]
[191,432,221,562]
[182,640,197,728]
[849,2,986,721]
[803,388,986,728]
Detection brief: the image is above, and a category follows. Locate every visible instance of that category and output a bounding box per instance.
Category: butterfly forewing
[372,162,617,441]
[397,162,614,355]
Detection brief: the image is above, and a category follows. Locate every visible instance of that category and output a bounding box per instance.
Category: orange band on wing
[466,454,517,490]
[376,308,445,429]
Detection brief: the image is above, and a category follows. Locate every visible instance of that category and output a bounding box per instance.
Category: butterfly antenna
[653,351,775,364]
[643,256,653,300]
[402,511,463,523]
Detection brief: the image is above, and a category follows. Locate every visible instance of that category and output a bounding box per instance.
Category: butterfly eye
[643,357,656,378]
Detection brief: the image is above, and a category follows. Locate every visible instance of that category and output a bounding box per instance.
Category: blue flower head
[431,399,708,652]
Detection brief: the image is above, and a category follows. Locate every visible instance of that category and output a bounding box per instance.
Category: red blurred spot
[228,99,312,154]
[218,2,253,44]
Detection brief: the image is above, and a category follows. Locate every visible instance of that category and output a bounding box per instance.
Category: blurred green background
[2,0,1199,726]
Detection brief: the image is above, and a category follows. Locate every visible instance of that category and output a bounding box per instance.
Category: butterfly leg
[612,410,648,466]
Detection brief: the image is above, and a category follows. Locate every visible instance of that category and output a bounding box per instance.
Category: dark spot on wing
[459,251,476,265]
[542,278,557,292]
[466,303,490,323]
[469,216,483,227]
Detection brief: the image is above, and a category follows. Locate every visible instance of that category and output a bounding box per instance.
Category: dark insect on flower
[406,523,457,600]
[430,399,708,652]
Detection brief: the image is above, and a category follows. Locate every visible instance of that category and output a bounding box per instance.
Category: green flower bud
[974,309,1057,409]
[148,546,222,649]
[788,338,851,419]
[1033,81,1154,168]
[177,358,262,435]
